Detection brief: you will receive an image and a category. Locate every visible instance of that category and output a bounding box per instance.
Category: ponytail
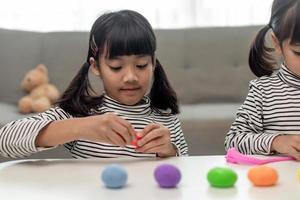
[58,62,102,116]
[150,59,179,114]
[248,25,277,77]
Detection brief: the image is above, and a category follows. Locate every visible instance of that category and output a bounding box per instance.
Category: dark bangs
[275,1,300,45]
[290,1,300,45]
[104,17,156,59]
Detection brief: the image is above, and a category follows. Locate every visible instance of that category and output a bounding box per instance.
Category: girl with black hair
[225,0,300,160]
[0,10,188,158]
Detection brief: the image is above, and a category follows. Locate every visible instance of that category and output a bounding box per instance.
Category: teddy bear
[18,64,60,113]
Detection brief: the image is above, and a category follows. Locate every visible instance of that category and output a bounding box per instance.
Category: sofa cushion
[0,29,43,104]
[181,119,233,155]
[179,104,238,155]
[0,103,34,127]
[0,26,259,105]
[155,27,257,103]
[180,103,240,120]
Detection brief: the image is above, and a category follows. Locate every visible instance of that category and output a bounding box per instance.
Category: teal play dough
[207,167,238,188]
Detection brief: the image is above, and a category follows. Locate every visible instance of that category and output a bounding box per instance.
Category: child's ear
[271,32,282,55]
[89,57,101,77]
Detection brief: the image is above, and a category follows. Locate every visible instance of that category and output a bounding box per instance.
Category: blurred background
[0,0,272,31]
[0,0,274,159]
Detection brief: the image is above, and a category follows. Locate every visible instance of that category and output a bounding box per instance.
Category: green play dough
[207,167,238,188]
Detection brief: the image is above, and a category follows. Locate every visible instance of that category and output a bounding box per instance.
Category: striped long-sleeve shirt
[225,64,300,155]
[0,95,188,158]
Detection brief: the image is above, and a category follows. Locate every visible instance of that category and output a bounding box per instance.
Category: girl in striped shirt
[225,0,300,160]
[0,10,188,159]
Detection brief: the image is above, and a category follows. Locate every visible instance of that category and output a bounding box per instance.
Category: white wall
[0,0,272,32]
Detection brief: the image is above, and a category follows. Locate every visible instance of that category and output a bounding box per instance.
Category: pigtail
[150,59,179,114]
[58,62,102,116]
[248,25,277,77]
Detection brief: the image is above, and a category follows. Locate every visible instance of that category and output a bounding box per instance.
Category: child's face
[276,39,300,75]
[93,53,154,105]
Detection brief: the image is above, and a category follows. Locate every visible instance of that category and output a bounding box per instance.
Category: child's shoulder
[152,107,177,118]
[249,73,279,89]
[45,106,73,118]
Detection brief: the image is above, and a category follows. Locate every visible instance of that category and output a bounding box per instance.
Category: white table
[0,156,299,200]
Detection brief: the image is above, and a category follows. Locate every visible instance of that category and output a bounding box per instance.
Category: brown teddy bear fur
[18,64,60,113]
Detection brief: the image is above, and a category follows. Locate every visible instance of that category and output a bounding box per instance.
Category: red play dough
[131,133,143,147]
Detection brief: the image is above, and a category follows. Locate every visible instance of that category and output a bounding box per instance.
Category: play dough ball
[297,168,300,181]
[131,134,143,147]
[248,166,278,186]
[101,164,128,188]
[207,167,238,188]
[154,164,181,188]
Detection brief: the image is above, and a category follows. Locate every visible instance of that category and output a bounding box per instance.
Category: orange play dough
[248,166,278,186]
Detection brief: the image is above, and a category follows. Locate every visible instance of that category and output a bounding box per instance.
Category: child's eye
[293,50,300,56]
[136,63,148,69]
[109,66,122,71]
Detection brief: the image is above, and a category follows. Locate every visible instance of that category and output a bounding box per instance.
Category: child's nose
[123,68,138,82]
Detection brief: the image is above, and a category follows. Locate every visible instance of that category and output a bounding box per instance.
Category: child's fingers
[136,139,165,153]
[111,122,131,144]
[107,129,126,147]
[289,152,300,161]
[140,123,160,137]
[285,146,300,160]
[137,128,164,147]
[139,145,164,154]
[116,116,136,138]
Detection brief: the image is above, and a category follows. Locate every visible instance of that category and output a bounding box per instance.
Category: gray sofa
[0,26,258,161]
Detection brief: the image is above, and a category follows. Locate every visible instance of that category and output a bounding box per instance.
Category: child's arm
[0,107,72,158]
[169,116,188,156]
[36,113,135,148]
[0,108,135,158]
[225,80,281,155]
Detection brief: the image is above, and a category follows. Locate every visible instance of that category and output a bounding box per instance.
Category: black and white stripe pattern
[225,64,300,155]
[0,95,188,158]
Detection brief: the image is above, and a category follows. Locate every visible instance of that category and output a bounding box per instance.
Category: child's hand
[135,123,177,157]
[76,113,135,147]
[271,135,300,160]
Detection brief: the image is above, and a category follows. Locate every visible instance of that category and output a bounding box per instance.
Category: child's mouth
[120,87,141,94]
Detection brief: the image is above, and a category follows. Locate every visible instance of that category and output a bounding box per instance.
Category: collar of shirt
[101,94,152,117]
[278,63,300,89]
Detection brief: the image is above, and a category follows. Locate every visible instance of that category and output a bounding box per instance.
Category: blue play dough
[101,164,128,188]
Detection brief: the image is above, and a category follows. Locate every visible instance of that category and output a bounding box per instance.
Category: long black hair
[58,10,179,117]
[249,0,300,77]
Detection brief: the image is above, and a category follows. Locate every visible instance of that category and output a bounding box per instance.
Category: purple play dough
[154,164,181,188]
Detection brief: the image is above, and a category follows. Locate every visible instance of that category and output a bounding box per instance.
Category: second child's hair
[249,0,300,77]
[58,10,179,117]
